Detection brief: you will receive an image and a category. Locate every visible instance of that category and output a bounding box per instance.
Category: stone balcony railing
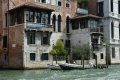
[24,22,53,32]
[89,27,103,33]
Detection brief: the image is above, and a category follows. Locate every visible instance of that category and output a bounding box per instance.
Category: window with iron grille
[30,53,36,61]
[27,31,35,44]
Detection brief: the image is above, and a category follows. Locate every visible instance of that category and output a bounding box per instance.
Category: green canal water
[0,65,120,80]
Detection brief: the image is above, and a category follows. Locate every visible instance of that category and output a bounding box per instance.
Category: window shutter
[41,32,43,45]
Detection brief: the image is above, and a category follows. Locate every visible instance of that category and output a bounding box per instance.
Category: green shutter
[41,32,43,45]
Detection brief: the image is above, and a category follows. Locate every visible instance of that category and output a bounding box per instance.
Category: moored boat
[47,64,61,70]
[58,63,93,70]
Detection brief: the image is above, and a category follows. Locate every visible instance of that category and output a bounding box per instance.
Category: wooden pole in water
[95,55,98,69]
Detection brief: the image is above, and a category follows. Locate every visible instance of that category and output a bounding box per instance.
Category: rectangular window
[97,2,104,17]
[111,22,114,39]
[118,1,120,14]
[80,20,88,29]
[30,53,36,61]
[29,11,34,22]
[111,0,113,12]
[26,11,29,22]
[25,10,34,22]
[112,47,115,58]
[41,32,50,45]
[41,53,48,61]
[9,9,23,26]
[58,1,61,6]
[41,12,49,24]
[36,11,41,23]
[72,21,79,30]
[65,40,71,48]
[27,31,35,44]
[93,53,96,59]
[3,36,7,48]
[100,53,104,59]
[5,13,7,27]
[41,0,46,3]
[119,24,120,39]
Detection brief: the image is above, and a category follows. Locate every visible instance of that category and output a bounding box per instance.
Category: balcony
[76,8,88,14]
[92,43,103,51]
[25,22,53,32]
[89,27,103,34]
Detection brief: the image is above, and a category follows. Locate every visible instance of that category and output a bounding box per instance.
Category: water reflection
[0,65,120,80]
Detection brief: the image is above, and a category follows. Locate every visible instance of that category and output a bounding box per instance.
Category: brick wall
[88,0,97,15]
[8,24,24,69]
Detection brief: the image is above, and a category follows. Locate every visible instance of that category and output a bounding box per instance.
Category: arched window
[66,16,70,33]
[58,15,61,32]
[52,14,56,32]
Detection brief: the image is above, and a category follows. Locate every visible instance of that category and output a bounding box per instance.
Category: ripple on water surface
[0,65,120,80]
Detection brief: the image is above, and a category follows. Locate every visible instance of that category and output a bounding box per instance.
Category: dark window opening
[3,36,7,48]
[80,20,88,29]
[93,53,96,59]
[10,9,24,26]
[111,0,113,12]
[27,31,35,44]
[112,47,115,58]
[41,0,46,3]
[66,3,70,8]
[30,53,36,61]
[5,13,7,27]
[25,10,50,24]
[58,15,61,32]
[26,10,34,22]
[36,11,41,23]
[52,14,56,31]
[66,16,70,33]
[41,53,48,61]
[65,40,71,48]
[100,26,103,32]
[119,24,120,39]
[72,20,79,30]
[97,2,104,17]
[41,32,50,45]
[66,0,70,8]
[58,1,61,6]
[111,22,114,39]
[118,1,120,14]
[92,38,98,44]
[41,12,49,24]
[29,11,34,22]
[100,53,104,59]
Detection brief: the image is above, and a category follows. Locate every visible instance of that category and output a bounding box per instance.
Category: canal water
[0,65,120,80]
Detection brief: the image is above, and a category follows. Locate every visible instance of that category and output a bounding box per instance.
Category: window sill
[41,44,50,46]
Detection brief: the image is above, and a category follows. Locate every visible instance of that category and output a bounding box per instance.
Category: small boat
[58,63,93,70]
[47,64,61,70]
